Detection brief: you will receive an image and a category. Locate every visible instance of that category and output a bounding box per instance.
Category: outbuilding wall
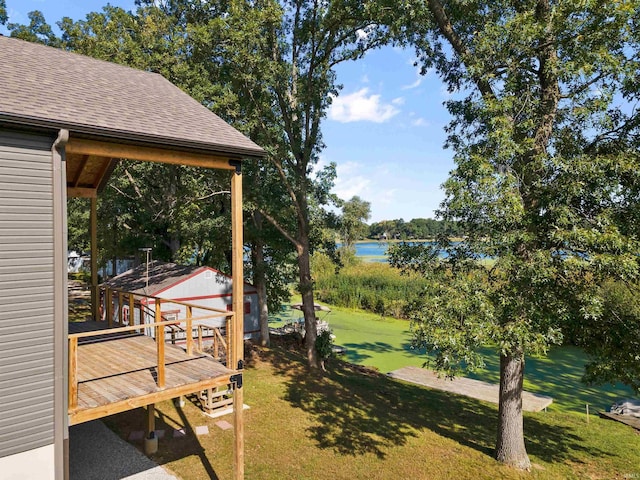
[156,270,259,338]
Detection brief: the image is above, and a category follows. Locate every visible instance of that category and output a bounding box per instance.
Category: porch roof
[0,36,265,197]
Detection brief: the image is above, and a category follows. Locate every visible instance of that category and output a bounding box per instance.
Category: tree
[0,0,7,25]
[339,196,371,249]
[578,280,640,396]
[219,0,392,368]
[7,10,60,46]
[390,0,640,469]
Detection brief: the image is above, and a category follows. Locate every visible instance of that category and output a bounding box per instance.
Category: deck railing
[68,287,234,412]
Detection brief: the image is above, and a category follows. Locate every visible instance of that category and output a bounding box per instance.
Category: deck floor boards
[69,322,234,424]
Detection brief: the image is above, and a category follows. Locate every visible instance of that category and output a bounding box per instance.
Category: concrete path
[387,366,553,412]
[70,420,179,480]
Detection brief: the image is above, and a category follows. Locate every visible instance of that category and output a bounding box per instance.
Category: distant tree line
[368,218,463,240]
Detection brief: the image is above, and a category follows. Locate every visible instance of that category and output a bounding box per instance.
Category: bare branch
[197,190,230,201]
[258,208,300,250]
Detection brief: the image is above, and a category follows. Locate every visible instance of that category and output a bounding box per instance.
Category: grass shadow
[339,341,397,364]
[258,343,613,465]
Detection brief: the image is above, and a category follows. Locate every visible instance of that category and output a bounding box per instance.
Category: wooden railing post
[106,287,113,328]
[186,306,193,355]
[155,299,165,388]
[139,302,145,332]
[118,291,124,325]
[226,315,232,366]
[129,293,136,331]
[68,336,78,411]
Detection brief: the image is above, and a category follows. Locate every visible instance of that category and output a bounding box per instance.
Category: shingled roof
[103,261,210,295]
[103,261,254,296]
[0,35,264,158]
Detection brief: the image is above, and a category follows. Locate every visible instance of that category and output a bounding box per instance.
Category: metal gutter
[0,113,267,159]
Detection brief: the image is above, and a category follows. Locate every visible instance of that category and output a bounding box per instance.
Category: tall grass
[314,262,427,318]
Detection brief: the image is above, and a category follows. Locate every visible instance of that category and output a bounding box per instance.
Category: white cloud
[329,88,400,123]
[402,77,424,90]
[333,162,372,200]
[392,97,405,106]
[411,117,430,127]
[361,74,370,84]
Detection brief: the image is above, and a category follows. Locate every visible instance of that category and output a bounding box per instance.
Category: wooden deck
[68,322,235,425]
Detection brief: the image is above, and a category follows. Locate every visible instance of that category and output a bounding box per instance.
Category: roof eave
[0,112,267,160]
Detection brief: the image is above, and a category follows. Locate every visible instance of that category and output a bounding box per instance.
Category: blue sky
[3,0,456,223]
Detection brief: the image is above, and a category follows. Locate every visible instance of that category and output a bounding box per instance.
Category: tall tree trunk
[294,186,319,369]
[168,233,180,261]
[252,240,270,347]
[495,352,531,470]
[297,234,319,369]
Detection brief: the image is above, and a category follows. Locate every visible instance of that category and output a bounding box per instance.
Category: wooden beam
[231,169,244,480]
[66,137,238,171]
[93,157,116,190]
[72,154,90,187]
[68,374,234,425]
[90,197,99,321]
[67,187,97,198]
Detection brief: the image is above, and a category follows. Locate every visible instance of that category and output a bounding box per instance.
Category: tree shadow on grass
[256,344,613,465]
[340,341,395,364]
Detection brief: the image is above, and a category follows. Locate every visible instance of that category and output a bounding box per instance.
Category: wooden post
[129,293,136,332]
[155,300,165,388]
[231,166,244,480]
[90,197,99,321]
[226,316,232,366]
[197,325,203,353]
[68,337,78,411]
[139,302,145,333]
[118,291,124,325]
[186,306,193,355]
[586,404,590,424]
[105,287,113,327]
[147,403,155,436]
[144,403,158,455]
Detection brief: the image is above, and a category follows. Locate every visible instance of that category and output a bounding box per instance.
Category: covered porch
[64,137,250,479]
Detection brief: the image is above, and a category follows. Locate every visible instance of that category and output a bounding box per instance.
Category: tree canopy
[390,0,640,469]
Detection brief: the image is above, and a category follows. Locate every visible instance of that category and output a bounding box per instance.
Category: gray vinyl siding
[0,129,55,458]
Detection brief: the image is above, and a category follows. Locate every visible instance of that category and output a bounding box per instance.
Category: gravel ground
[70,420,178,480]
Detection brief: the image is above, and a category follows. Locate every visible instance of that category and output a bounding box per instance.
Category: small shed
[103,261,260,339]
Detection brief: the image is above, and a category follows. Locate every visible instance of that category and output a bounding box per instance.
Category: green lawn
[106,344,640,480]
[271,302,636,414]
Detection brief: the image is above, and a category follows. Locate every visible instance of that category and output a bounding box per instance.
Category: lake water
[354,241,437,262]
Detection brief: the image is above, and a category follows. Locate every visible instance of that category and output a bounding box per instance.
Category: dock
[598,411,640,431]
[387,366,553,412]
